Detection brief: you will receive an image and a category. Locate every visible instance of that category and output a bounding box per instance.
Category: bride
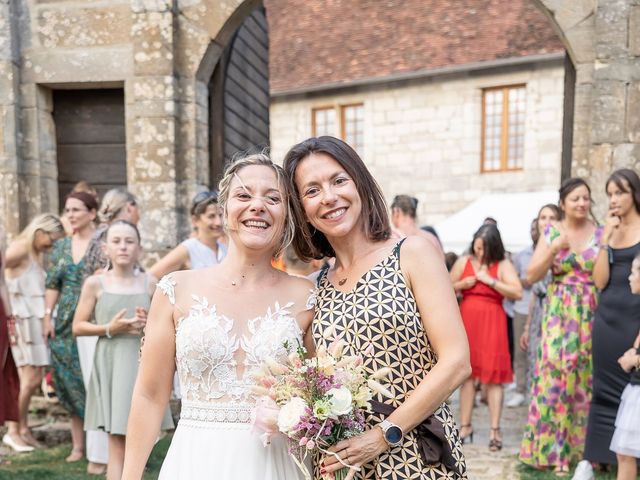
[122,154,315,479]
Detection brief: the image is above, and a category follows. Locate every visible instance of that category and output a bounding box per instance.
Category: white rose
[277,397,308,434]
[327,387,353,417]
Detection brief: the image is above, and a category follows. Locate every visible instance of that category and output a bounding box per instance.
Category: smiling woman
[149,191,227,278]
[122,153,316,480]
[283,136,470,480]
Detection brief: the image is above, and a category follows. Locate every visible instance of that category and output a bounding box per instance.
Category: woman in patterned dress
[44,191,98,465]
[519,178,602,476]
[284,136,470,480]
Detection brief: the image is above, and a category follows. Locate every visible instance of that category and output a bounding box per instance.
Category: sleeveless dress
[181,238,227,269]
[0,253,20,423]
[313,241,467,479]
[459,259,513,384]
[84,276,173,435]
[520,224,602,470]
[156,274,313,479]
[585,241,640,464]
[8,258,49,367]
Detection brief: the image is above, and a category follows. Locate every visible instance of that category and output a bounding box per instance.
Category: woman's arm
[527,229,566,284]
[593,213,619,289]
[5,239,29,270]
[450,256,475,292]
[72,277,101,336]
[391,237,471,428]
[122,287,177,479]
[324,237,471,473]
[519,291,537,351]
[476,259,522,300]
[148,245,189,279]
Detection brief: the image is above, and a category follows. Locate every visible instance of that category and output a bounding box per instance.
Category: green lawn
[0,436,171,480]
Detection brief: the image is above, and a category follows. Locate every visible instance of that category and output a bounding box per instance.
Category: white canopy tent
[434,190,558,254]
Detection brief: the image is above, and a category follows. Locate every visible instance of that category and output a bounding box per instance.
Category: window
[312,103,364,153]
[312,107,336,138]
[481,85,526,172]
[341,104,364,154]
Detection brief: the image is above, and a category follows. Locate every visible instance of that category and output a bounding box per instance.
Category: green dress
[84,276,173,435]
[45,237,86,418]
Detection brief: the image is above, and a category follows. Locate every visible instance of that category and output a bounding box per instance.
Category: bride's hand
[321,428,387,475]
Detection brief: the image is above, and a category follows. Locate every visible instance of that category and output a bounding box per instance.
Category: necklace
[334,243,389,287]
[230,274,245,286]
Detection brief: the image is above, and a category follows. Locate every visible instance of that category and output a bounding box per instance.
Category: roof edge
[271,51,565,98]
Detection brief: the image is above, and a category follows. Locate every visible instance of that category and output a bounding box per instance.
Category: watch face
[385,426,403,445]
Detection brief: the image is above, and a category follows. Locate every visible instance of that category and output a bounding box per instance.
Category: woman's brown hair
[283,136,391,261]
[606,168,640,214]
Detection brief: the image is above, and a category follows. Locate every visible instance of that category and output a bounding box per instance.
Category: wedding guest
[150,191,226,278]
[123,154,314,479]
[519,204,561,398]
[73,220,173,480]
[44,192,105,473]
[4,214,64,450]
[506,218,538,408]
[520,178,602,476]
[576,169,640,478]
[84,187,140,277]
[445,252,459,272]
[284,136,469,479]
[77,188,141,471]
[450,224,522,451]
[607,252,640,480]
[390,194,443,254]
[0,249,21,460]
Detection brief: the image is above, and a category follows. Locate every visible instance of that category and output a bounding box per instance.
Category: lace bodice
[158,275,313,416]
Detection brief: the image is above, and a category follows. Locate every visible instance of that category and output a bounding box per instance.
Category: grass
[0,436,171,480]
[517,462,618,479]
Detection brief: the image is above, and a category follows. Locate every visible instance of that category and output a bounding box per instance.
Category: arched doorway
[208,4,269,186]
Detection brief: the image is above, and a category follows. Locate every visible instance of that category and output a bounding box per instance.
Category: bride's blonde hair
[218,152,294,259]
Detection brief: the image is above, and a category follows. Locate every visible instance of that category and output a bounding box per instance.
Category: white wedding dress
[156,275,313,479]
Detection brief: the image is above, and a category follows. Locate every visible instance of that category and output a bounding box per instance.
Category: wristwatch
[379,420,403,446]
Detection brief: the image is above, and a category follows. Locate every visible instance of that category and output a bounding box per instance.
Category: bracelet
[105,323,112,339]
[44,308,52,316]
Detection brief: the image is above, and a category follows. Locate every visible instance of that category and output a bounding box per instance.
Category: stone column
[129,0,181,262]
[0,0,22,241]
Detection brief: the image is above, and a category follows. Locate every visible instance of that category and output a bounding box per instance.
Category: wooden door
[53,89,126,207]
[209,6,269,186]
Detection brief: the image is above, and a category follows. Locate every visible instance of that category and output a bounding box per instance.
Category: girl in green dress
[73,220,173,480]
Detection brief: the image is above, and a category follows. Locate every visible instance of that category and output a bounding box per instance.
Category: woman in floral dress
[519,178,602,476]
[44,192,98,466]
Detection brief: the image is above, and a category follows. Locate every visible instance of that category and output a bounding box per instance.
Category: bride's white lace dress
[157,275,313,479]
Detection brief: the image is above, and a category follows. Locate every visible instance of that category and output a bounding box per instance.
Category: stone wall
[0,0,638,251]
[535,0,640,217]
[269,61,565,225]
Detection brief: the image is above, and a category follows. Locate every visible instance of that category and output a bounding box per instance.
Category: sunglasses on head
[192,190,218,208]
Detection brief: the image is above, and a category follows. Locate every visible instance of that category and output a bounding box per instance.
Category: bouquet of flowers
[252,337,391,480]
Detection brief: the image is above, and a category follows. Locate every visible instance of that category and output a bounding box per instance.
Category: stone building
[267,0,566,224]
[0,0,638,259]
